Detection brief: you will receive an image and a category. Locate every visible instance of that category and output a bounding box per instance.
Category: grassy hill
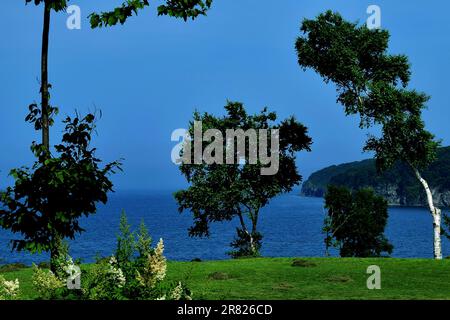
[2,258,450,300]
[301,146,450,206]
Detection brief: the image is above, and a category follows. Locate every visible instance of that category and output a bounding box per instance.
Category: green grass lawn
[2,257,450,300]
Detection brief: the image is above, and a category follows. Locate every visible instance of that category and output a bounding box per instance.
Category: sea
[1,191,449,265]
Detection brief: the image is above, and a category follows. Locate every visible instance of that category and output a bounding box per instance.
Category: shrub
[324,186,393,257]
[228,228,262,259]
[82,213,192,300]
[136,238,167,289]
[31,264,64,299]
[81,257,125,300]
[0,276,20,300]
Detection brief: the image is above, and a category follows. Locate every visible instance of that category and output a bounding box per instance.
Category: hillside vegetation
[301,147,450,207]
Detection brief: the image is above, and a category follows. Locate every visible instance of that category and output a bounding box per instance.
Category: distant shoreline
[298,194,450,210]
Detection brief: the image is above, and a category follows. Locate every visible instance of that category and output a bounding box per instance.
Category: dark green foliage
[175,101,312,257]
[116,211,136,268]
[324,186,393,257]
[228,229,262,259]
[25,0,68,12]
[0,112,121,254]
[89,0,213,28]
[302,146,450,206]
[25,0,213,28]
[444,214,450,240]
[296,10,439,172]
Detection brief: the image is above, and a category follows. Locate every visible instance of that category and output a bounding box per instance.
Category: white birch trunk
[413,167,443,260]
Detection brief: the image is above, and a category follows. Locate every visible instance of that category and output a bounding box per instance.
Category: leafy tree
[7,0,212,270]
[0,112,121,271]
[324,186,393,257]
[296,11,444,259]
[174,101,312,257]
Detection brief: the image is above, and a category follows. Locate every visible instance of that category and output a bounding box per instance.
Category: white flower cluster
[171,282,183,300]
[151,239,167,282]
[171,281,192,301]
[0,276,20,300]
[108,256,126,288]
[136,238,167,288]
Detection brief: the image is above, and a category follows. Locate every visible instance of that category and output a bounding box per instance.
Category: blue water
[0,192,449,265]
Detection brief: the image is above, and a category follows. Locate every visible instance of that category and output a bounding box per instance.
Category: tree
[295,11,443,259]
[0,112,121,271]
[8,0,213,269]
[174,101,312,257]
[324,186,393,257]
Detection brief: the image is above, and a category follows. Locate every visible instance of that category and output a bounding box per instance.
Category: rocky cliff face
[301,147,450,208]
[302,182,450,207]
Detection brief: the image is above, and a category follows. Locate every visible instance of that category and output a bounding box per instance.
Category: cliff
[301,147,450,207]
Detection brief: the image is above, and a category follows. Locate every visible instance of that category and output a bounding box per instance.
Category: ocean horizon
[1,191,449,265]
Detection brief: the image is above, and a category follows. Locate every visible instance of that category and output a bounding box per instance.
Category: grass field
[2,257,450,300]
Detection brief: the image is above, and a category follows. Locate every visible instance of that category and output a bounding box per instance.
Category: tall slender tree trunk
[41,1,51,151]
[41,2,62,273]
[412,166,443,260]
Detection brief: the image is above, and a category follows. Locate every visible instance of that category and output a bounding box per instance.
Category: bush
[324,186,393,257]
[82,212,192,300]
[28,212,192,300]
[81,257,125,300]
[228,228,262,259]
[0,275,20,300]
[31,264,64,300]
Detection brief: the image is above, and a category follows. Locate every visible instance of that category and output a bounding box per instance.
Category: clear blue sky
[1,0,449,191]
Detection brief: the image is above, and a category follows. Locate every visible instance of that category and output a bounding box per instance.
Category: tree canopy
[296,10,444,259]
[26,0,213,27]
[0,112,121,254]
[296,10,439,172]
[324,185,393,257]
[175,101,312,257]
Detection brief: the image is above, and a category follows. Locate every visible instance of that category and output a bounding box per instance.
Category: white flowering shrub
[108,256,126,288]
[136,238,167,289]
[170,281,192,301]
[30,212,193,301]
[81,257,127,300]
[0,275,20,300]
[81,212,192,300]
[31,264,65,299]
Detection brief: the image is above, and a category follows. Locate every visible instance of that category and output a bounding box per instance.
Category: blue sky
[1,0,449,191]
